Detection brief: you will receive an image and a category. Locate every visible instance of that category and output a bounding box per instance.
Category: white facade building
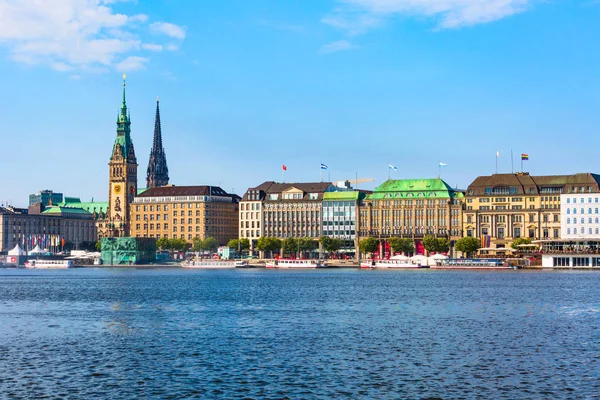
[560,194,600,239]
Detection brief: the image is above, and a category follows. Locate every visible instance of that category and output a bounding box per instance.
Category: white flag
[496,150,500,157]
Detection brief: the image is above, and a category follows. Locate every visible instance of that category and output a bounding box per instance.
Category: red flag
[282,165,287,171]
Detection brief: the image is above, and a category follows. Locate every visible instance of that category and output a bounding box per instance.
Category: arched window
[590,228,593,234]
[568,228,572,234]
[567,209,571,214]
[574,228,577,234]
[581,218,585,224]
[589,208,593,214]
[573,208,577,214]
[567,218,571,224]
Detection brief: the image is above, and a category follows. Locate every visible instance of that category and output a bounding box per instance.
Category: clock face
[114,184,122,194]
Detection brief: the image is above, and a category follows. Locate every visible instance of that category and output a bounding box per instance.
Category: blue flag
[388,164,398,171]
[320,163,328,170]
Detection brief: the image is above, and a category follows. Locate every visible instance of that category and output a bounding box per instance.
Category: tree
[192,237,203,252]
[422,235,438,253]
[95,241,102,252]
[436,238,450,253]
[227,238,250,251]
[511,237,532,250]
[388,237,414,255]
[202,237,219,253]
[455,237,480,257]
[171,238,188,252]
[320,236,343,253]
[256,237,282,258]
[422,236,450,254]
[156,237,169,251]
[359,237,379,256]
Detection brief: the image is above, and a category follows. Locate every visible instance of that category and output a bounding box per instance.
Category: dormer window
[309,193,318,200]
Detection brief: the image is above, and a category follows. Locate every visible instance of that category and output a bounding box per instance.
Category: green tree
[299,237,318,252]
[171,238,188,252]
[227,238,250,251]
[192,237,203,252]
[320,236,343,253]
[256,237,282,258]
[455,237,480,257]
[95,241,102,252]
[436,238,450,253]
[510,237,532,250]
[359,237,379,256]
[156,237,169,251]
[422,235,438,253]
[202,237,219,253]
[387,237,414,255]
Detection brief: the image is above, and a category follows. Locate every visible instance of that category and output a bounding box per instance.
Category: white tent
[410,254,428,266]
[428,253,448,266]
[8,244,26,256]
[28,245,45,255]
[391,254,409,260]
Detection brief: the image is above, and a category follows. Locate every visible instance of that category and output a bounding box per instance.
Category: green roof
[323,191,367,201]
[59,198,108,216]
[368,178,463,200]
[42,206,93,216]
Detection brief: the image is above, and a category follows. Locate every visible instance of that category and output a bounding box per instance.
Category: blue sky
[1,0,600,206]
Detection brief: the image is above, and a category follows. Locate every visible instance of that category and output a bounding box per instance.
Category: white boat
[265,259,327,269]
[360,259,422,269]
[234,260,249,268]
[25,259,73,269]
[430,258,511,270]
[182,260,237,269]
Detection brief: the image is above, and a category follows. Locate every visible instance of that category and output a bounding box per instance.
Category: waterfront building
[560,190,600,239]
[359,179,464,254]
[463,172,600,252]
[29,190,63,207]
[321,190,368,252]
[102,75,139,238]
[0,205,97,253]
[130,185,240,245]
[146,98,169,189]
[239,182,335,249]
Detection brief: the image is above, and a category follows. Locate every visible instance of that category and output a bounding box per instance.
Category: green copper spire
[111,75,136,164]
[118,74,128,124]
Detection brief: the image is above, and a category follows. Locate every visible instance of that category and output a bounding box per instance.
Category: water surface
[0,268,599,398]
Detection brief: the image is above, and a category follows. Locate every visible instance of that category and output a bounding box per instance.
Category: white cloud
[150,22,186,39]
[115,55,148,71]
[165,44,180,52]
[320,40,354,53]
[142,43,163,51]
[325,0,536,32]
[0,0,183,72]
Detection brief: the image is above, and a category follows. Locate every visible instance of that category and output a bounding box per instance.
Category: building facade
[560,193,600,239]
[239,182,335,248]
[321,191,367,250]
[463,173,600,250]
[146,98,169,189]
[0,205,97,253]
[29,190,63,207]
[103,75,138,238]
[359,179,464,253]
[130,185,240,245]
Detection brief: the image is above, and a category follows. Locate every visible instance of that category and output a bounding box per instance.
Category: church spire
[146,97,169,188]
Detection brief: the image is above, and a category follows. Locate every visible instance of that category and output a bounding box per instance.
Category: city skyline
[1,0,600,206]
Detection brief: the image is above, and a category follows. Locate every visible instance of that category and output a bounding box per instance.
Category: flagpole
[511,149,514,174]
[320,167,322,183]
[495,150,498,174]
[521,155,523,173]
[438,164,441,179]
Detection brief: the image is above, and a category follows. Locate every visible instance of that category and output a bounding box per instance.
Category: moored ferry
[24,259,73,269]
[430,258,511,270]
[182,260,238,269]
[265,259,327,269]
[360,259,422,269]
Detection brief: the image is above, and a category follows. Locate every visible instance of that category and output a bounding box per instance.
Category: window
[529,229,535,238]
[553,229,559,238]
[567,228,571,234]
[513,227,521,238]
[574,228,577,234]
[573,208,576,214]
[567,218,570,224]
[497,227,505,239]
[567,198,571,204]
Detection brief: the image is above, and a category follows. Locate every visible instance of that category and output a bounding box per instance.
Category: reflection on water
[1,268,599,398]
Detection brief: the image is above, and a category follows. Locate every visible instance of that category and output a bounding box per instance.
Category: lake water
[0,268,599,399]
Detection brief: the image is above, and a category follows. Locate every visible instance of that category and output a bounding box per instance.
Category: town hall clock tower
[107,75,138,237]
